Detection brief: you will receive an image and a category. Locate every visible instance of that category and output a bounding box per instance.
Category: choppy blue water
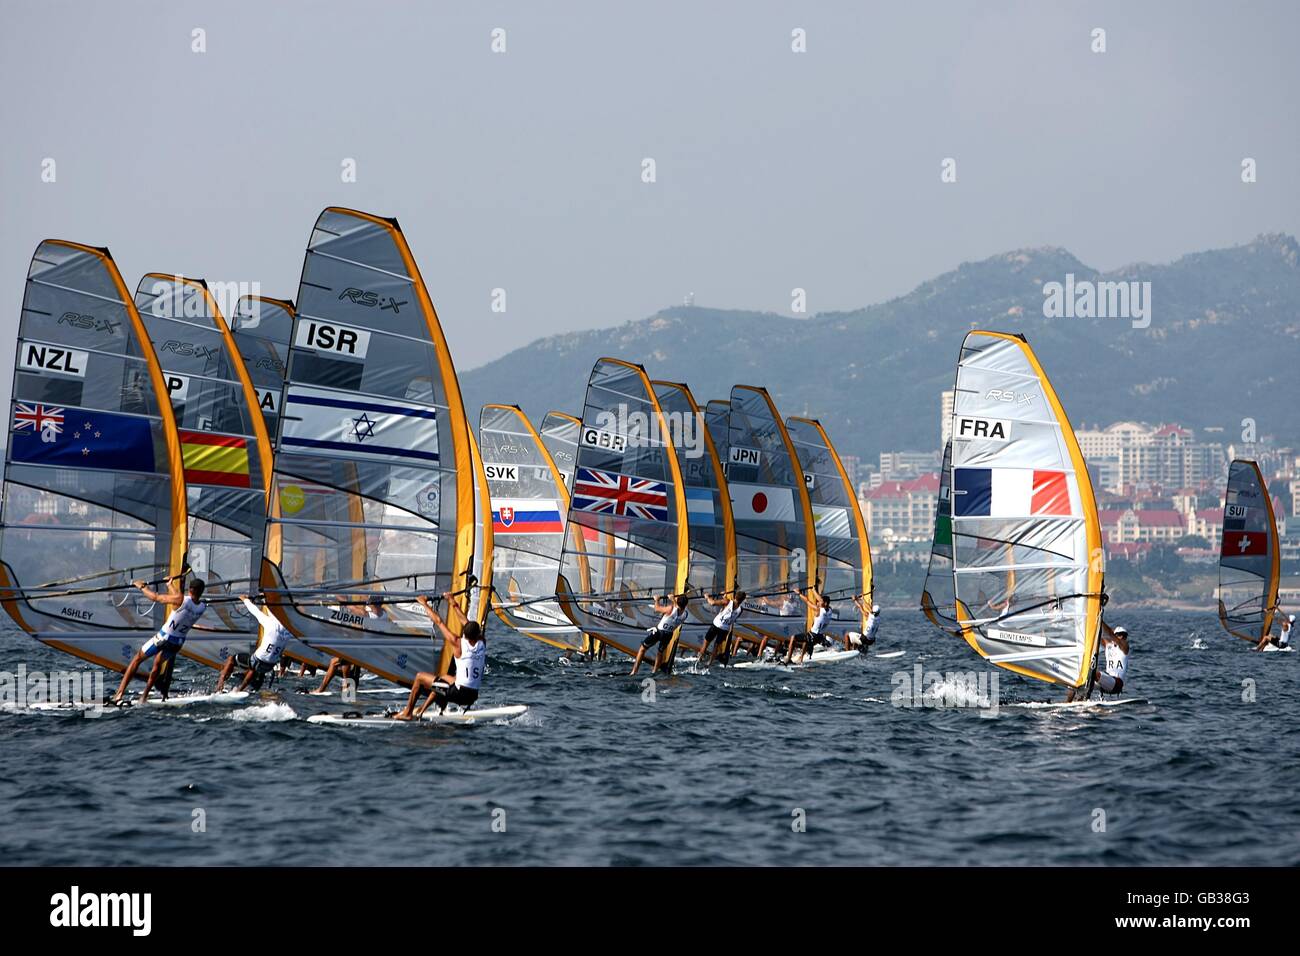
[1,610,1297,866]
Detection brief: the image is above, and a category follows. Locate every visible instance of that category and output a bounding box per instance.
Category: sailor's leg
[629,646,647,676]
[416,679,451,717]
[112,652,146,702]
[139,651,167,704]
[394,673,434,720]
[214,655,237,693]
[314,658,341,694]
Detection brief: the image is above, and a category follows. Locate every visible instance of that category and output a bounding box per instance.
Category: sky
[2,0,1297,400]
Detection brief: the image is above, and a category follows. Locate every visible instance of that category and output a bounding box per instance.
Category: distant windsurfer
[630,594,689,676]
[110,578,207,705]
[787,591,836,663]
[1066,621,1129,701]
[849,596,881,652]
[391,593,485,720]
[214,595,292,692]
[314,595,385,694]
[700,591,745,665]
[1255,612,1294,651]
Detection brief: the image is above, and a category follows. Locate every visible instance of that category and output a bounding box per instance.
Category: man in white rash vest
[787,591,836,664]
[630,593,689,676]
[699,591,746,665]
[1256,612,1294,651]
[213,595,293,692]
[849,596,881,652]
[1066,621,1129,701]
[313,595,384,694]
[391,592,485,720]
[111,578,207,704]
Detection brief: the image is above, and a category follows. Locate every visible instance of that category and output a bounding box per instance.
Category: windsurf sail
[725,386,818,640]
[0,241,187,670]
[705,400,731,464]
[230,295,294,438]
[920,441,959,635]
[480,404,583,649]
[1217,459,1280,642]
[134,274,271,668]
[262,208,477,685]
[941,330,1103,688]
[229,294,331,670]
[787,416,872,631]
[653,381,737,648]
[555,359,689,656]
[539,411,581,493]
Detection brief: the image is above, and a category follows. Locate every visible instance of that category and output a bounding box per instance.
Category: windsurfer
[850,596,881,651]
[630,594,689,676]
[214,595,293,692]
[1066,621,1129,701]
[700,591,745,665]
[787,591,836,663]
[110,578,207,704]
[391,593,485,720]
[1256,612,1294,651]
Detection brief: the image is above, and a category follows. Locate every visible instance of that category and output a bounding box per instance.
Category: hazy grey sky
[3,0,1297,395]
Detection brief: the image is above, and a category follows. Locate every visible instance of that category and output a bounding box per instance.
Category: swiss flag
[1222,530,1267,556]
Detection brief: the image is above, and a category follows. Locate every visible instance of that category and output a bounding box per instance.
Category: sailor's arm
[133,579,184,606]
[442,591,470,628]
[420,594,462,652]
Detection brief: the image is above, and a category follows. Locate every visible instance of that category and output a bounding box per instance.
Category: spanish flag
[179,430,251,488]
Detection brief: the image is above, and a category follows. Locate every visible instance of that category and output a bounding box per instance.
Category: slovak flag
[492,498,564,534]
[1222,530,1267,557]
[952,468,1073,518]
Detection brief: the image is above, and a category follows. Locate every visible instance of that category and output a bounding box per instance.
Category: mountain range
[465,233,1300,465]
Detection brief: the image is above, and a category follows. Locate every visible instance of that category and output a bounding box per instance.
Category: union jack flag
[12,403,64,443]
[572,467,668,522]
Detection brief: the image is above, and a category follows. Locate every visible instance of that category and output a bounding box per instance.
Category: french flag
[492,498,564,534]
[952,468,1072,518]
